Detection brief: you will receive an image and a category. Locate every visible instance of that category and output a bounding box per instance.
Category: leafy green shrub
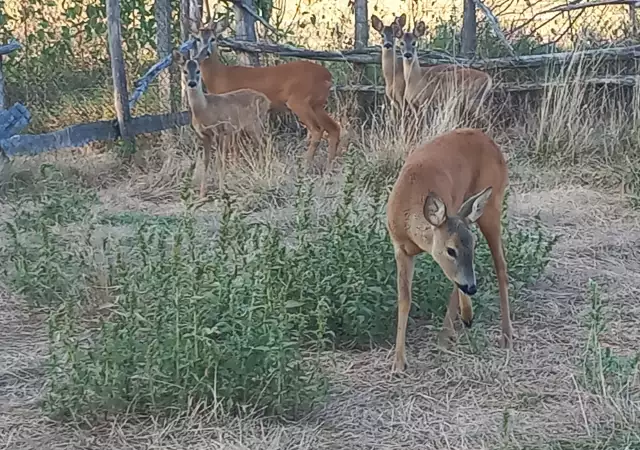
[45,201,327,420]
[2,160,557,421]
[581,280,639,394]
[1,165,98,308]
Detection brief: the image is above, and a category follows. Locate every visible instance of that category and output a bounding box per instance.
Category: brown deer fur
[192,16,341,169]
[398,21,493,116]
[386,128,512,373]
[174,48,271,198]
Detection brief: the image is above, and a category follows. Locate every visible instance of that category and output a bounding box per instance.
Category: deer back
[199,57,333,110]
[387,128,507,254]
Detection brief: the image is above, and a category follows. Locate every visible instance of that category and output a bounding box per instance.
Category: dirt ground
[1,173,639,449]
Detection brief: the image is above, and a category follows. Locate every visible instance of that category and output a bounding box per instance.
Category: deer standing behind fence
[398,21,493,121]
[173,47,271,198]
[370,13,408,113]
[190,13,342,171]
[386,128,512,373]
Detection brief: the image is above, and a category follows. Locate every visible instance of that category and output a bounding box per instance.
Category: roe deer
[370,13,408,111]
[398,22,493,119]
[173,47,271,198]
[386,128,512,373]
[190,14,342,170]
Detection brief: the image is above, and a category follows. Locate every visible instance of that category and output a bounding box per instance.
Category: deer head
[173,46,211,89]
[192,6,230,57]
[423,186,493,296]
[397,20,426,61]
[371,13,406,50]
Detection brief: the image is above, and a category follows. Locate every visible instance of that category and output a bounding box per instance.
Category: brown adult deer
[173,47,271,198]
[398,21,493,119]
[190,14,341,170]
[386,128,512,373]
[370,13,408,111]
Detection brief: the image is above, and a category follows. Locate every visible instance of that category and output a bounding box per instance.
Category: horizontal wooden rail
[0,111,189,157]
[129,37,640,112]
[335,75,640,94]
[0,40,20,56]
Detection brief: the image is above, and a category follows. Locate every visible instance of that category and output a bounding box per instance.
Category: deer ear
[458,187,493,223]
[414,21,426,37]
[371,14,383,32]
[393,24,404,39]
[172,49,186,66]
[196,45,211,62]
[395,13,407,29]
[424,192,447,227]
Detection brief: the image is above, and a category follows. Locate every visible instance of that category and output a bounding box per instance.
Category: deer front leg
[200,133,213,199]
[392,246,415,373]
[438,286,459,348]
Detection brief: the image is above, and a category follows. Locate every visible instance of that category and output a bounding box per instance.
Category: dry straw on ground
[1,58,639,449]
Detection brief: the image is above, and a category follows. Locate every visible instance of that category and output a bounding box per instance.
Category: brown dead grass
[2,63,640,449]
[1,171,639,449]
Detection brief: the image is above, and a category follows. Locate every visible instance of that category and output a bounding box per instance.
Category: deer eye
[196,70,201,74]
[412,42,416,47]
[446,248,457,258]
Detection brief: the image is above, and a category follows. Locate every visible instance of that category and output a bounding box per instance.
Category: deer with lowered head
[173,46,271,198]
[386,128,512,373]
[397,21,493,118]
[189,13,342,170]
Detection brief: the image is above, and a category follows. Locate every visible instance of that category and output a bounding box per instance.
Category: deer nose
[383,43,393,49]
[457,283,477,296]
[188,81,196,88]
[403,52,412,59]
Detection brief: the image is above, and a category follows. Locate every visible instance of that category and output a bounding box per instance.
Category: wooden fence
[1,0,640,159]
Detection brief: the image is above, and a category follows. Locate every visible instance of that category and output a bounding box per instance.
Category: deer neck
[403,55,423,86]
[381,47,402,84]
[199,44,222,86]
[186,85,208,115]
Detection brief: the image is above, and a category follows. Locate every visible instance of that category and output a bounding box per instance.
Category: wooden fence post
[630,4,638,39]
[106,0,134,150]
[180,0,191,108]
[353,0,369,116]
[234,0,260,66]
[461,0,477,57]
[0,55,5,111]
[155,0,173,112]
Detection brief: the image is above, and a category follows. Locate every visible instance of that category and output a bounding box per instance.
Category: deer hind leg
[392,245,415,373]
[287,100,324,170]
[477,201,513,349]
[200,133,213,199]
[314,106,341,166]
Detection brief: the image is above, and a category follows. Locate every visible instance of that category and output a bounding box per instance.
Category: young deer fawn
[370,13,408,111]
[387,128,512,373]
[173,47,271,198]
[190,14,342,170]
[398,21,493,118]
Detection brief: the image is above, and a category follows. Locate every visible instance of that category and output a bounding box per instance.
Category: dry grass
[1,60,640,449]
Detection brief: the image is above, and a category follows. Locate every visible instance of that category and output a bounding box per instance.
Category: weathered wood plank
[214,39,640,69]
[0,40,20,56]
[155,0,173,112]
[0,103,31,139]
[129,39,197,110]
[106,0,133,143]
[333,76,640,94]
[0,111,191,158]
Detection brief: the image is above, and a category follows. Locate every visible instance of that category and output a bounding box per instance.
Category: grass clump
[2,159,557,422]
[581,280,639,395]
